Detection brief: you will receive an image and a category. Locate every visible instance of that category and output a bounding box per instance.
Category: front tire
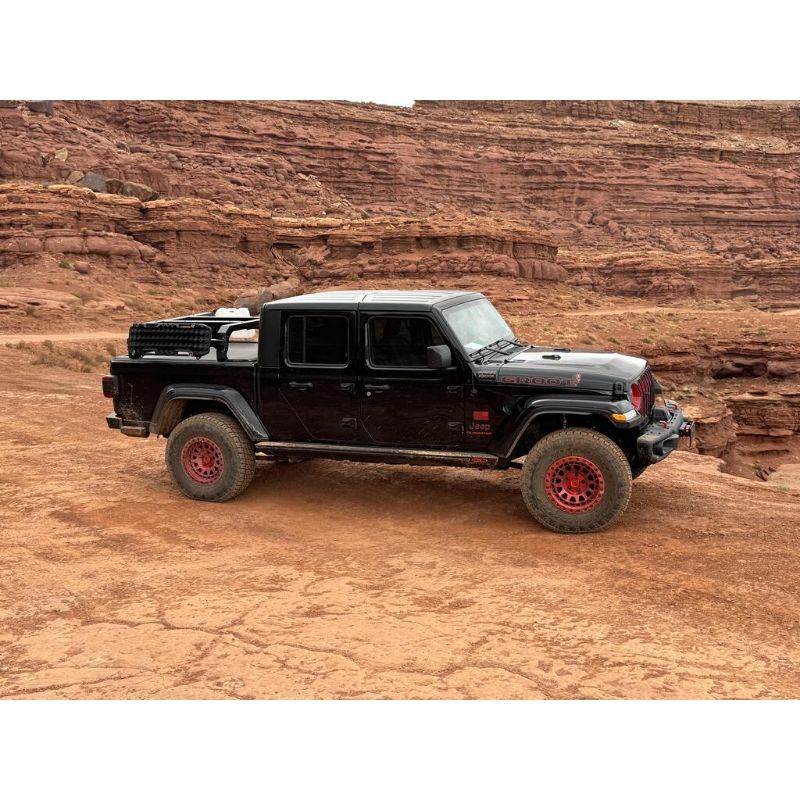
[520,428,632,533]
[165,412,255,502]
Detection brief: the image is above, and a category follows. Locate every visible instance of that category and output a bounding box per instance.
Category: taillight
[102,375,118,398]
[630,382,643,412]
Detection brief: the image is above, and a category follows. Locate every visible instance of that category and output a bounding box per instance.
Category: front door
[358,313,464,447]
[277,311,358,442]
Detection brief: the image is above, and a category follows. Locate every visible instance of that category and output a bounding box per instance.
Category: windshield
[442,298,516,355]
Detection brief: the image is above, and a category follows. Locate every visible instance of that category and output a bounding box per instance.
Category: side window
[368,316,443,368]
[286,315,349,366]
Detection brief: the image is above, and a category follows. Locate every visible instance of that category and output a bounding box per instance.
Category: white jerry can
[214,307,257,341]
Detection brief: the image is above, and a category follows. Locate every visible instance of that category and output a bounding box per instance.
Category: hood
[492,347,647,392]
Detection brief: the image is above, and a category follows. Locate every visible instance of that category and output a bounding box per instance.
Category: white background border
[4,1,800,100]
[2,700,796,797]
[2,2,798,796]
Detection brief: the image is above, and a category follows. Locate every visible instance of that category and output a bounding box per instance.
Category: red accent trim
[630,382,643,412]
[544,456,605,514]
[181,437,224,484]
[473,410,490,421]
[632,369,655,414]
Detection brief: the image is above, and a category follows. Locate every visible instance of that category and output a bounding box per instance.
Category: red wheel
[166,413,255,502]
[520,429,632,533]
[544,456,605,513]
[181,436,224,484]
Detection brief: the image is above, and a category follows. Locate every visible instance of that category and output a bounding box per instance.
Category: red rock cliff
[1,99,798,307]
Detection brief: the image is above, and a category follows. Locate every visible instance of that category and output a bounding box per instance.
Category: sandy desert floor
[1,340,799,699]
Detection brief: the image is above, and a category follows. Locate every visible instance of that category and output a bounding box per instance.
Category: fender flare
[496,395,634,461]
[149,384,269,441]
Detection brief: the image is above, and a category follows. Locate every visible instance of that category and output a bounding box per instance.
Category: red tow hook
[679,420,696,446]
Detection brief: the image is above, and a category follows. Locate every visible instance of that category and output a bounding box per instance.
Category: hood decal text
[500,372,582,388]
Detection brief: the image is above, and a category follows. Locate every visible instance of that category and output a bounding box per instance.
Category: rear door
[358,313,465,447]
[277,311,359,442]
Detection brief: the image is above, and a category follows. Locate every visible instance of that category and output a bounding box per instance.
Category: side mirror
[427,344,452,370]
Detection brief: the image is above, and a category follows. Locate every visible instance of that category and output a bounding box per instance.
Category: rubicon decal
[500,373,582,388]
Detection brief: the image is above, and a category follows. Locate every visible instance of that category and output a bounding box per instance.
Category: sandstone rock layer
[2,100,799,307]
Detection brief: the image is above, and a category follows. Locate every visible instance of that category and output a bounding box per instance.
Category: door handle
[288,381,313,390]
[364,383,391,391]
[340,382,356,393]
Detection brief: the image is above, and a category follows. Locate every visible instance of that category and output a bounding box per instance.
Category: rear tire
[165,412,255,502]
[520,428,632,533]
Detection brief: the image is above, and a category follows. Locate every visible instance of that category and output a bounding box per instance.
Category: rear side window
[286,315,349,366]
[368,316,443,368]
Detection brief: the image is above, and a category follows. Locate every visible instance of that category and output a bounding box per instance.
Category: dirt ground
[1,342,799,700]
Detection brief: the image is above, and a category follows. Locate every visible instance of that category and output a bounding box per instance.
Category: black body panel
[110,357,257,426]
[357,310,464,447]
[496,348,647,391]
[273,309,359,442]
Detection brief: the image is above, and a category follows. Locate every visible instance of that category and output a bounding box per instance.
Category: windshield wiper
[469,338,506,361]
[470,338,524,363]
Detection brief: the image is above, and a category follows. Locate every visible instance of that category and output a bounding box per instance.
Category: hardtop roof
[264,289,484,312]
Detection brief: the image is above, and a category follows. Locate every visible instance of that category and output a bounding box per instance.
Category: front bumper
[636,401,694,464]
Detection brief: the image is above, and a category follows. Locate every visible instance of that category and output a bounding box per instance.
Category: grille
[635,367,656,417]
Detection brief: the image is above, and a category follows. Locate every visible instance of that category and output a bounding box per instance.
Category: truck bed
[109,311,261,425]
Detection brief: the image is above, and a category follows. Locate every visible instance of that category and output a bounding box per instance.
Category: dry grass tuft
[6,339,123,373]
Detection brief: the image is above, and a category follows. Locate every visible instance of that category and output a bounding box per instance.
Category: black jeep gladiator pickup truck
[104,290,694,533]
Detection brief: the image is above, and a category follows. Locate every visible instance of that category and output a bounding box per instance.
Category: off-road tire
[520,428,632,534]
[165,412,255,502]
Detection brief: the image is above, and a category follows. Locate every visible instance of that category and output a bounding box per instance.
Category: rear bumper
[106,413,150,438]
[636,402,694,464]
